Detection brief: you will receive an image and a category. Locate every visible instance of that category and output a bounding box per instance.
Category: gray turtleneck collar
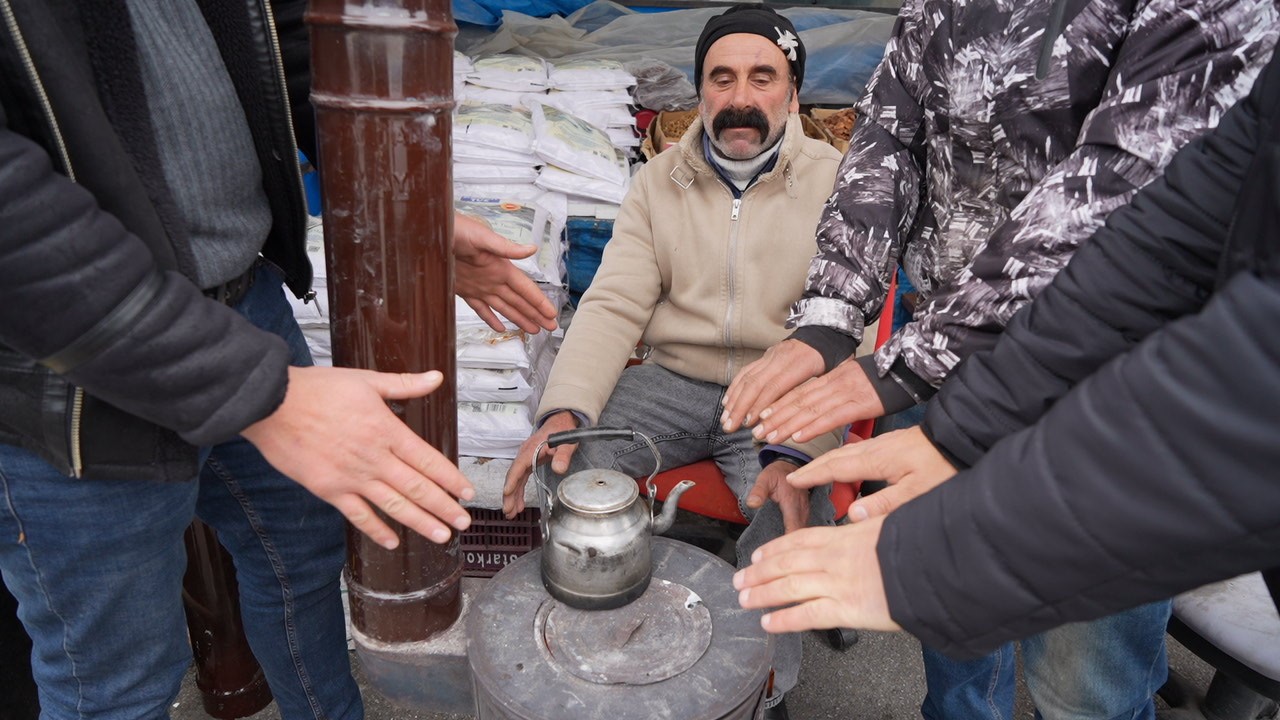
[703,133,783,194]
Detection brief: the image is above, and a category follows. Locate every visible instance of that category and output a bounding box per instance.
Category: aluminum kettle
[532,428,696,610]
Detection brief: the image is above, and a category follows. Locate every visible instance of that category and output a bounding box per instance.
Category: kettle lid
[557,469,640,514]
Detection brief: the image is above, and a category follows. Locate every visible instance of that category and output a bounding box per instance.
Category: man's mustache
[712,106,770,142]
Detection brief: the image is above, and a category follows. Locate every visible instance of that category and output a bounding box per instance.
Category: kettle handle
[531,427,665,525]
[546,428,636,447]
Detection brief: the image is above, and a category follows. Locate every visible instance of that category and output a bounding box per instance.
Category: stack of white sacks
[544,59,639,157]
[453,53,636,209]
[453,193,567,461]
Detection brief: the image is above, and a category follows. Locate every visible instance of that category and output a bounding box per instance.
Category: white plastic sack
[605,126,639,148]
[453,141,542,167]
[534,92,633,132]
[457,401,534,460]
[536,164,628,205]
[548,58,635,91]
[454,163,540,184]
[457,325,552,371]
[454,102,535,154]
[455,193,565,284]
[457,367,534,403]
[460,86,535,108]
[453,182,544,203]
[466,54,548,92]
[528,101,627,186]
[454,51,475,76]
[545,88,633,109]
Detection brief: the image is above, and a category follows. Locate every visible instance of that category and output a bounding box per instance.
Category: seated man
[502,7,842,718]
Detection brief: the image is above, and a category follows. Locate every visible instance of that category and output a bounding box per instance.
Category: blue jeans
[921,601,1172,720]
[0,265,361,719]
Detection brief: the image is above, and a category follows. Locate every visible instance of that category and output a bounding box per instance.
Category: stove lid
[539,578,713,685]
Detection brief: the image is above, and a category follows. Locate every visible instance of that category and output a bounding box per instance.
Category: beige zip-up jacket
[538,114,844,460]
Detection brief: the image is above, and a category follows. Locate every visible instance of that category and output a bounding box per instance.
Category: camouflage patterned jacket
[787,0,1278,408]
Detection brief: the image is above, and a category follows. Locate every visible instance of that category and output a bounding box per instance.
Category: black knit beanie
[694,4,805,93]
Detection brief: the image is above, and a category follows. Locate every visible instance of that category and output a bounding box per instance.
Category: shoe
[763,697,790,720]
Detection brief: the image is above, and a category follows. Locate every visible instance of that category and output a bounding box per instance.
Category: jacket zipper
[259,0,309,277]
[2,0,87,477]
[723,197,743,384]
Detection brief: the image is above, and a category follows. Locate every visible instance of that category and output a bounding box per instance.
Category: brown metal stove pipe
[306,0,461,653]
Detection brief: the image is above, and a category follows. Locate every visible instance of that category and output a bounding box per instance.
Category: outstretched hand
[734,517,899,633]
[745,357,885,444]
[454,212,558,334]
[787,426,956,522]
[721,339,825,433]
[242,367,475,550]
[503,410,579,518]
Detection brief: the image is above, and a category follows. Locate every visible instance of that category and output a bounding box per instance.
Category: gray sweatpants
[563,363,834,699]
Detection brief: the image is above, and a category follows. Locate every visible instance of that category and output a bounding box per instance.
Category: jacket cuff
[789,326,859,373]
[537,408,588,428]
[759,445,811,468]
[918,417,970,471]
[859,354,939,416]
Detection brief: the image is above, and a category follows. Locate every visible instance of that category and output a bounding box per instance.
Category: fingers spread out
[760,597,849,634]
[465,297,508,333]
[365,465,461,545]
[788,442,879,488]
[330,494,398,549]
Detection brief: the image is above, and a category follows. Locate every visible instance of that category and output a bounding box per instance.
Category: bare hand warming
[748,357,885,444]
[242,367,474,550]
[747,460,813,534]
[454,212,558,334]
[734,517,900,633]
[721,339,824,432]
[787,427,955,522]
[503,410,579,518]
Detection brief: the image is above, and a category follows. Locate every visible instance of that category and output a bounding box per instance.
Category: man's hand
[748,357,885,444]
[454,212,558,334]
[734,517,900,633]
[721,339,825,433]
[241,367,475,550]
[503,410,579,518]
[747,460,812,534]
[788,427,956,522]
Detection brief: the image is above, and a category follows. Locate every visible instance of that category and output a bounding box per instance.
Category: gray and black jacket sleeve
[879,60,1280,657]
[0,112,290,447]
[884,0,1278,400]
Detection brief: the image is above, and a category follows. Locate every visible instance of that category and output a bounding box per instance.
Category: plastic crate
[460,507,543,578]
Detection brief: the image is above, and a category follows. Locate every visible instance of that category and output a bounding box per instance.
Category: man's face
[698,33,798,161]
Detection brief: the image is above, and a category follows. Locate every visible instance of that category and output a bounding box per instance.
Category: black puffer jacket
[0,0,313,481]
[879,50,1280,659]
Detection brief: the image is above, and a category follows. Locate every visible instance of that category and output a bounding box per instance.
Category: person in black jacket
[732,46,1280,658]
[0,1,554,717]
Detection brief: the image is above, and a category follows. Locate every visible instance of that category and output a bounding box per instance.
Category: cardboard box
[810,107,856,154]
[643,109,698,159]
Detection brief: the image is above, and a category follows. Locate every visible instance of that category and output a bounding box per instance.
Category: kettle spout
[651,480,696,535]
